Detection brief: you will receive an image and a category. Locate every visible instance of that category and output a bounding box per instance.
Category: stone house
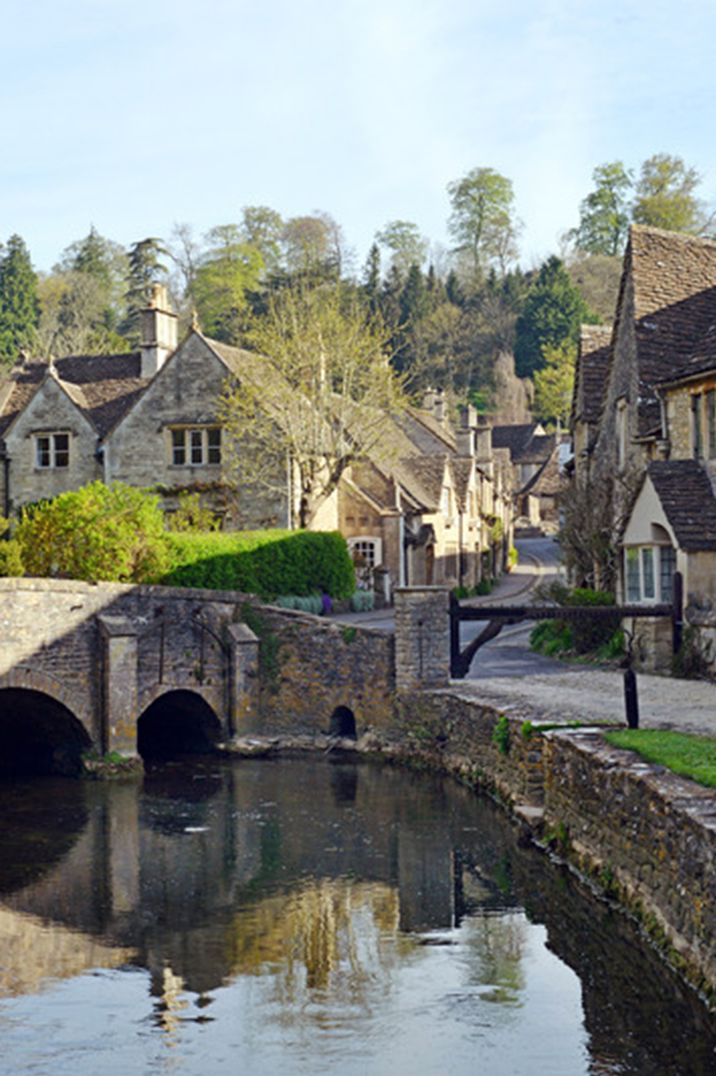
[491,422,561,528]
[0,288,515,597]
[571,226,716,667]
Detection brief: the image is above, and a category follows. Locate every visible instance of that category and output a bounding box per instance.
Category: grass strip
[604,729,716,791]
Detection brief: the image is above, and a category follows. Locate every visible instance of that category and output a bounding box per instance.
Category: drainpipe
[2,452,9,520]
[399,514,406,587]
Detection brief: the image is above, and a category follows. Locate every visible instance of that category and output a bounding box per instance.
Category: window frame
[624,543,675,604]
[169,425,222,467]
[35,431,70,470]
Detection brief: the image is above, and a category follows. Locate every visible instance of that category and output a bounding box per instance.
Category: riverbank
[226,691,716,1010]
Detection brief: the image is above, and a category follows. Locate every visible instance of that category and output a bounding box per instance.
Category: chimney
[474,416,493,468]
[433,390,446,424]
[140,283,178,378]
[455,404,478,456]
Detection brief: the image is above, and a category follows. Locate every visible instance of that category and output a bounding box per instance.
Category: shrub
[15,482,170,583]
[350,590,375,612]
[529,619,574,656]
[275,593,324,614]
[564,588,620,654]
[475,578,493,596]
[162,529,355,599]
[0,538,23,577]
[671,626,713,680]
[165,490,221,532]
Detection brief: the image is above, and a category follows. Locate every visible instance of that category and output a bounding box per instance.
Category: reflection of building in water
[153,966,189,1043]
[0,907,133,998]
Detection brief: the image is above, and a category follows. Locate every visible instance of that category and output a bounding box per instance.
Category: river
[0,757,714,1075]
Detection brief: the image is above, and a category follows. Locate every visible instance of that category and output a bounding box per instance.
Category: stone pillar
[97,615,139,756]
[227,622,260,736]
[394,587,451,690]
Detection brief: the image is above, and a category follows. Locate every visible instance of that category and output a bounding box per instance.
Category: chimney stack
[140,284,178,378]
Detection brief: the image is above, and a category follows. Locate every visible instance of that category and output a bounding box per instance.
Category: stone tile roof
[491,423,539,459]
[647,459,716,551]
[574,324,612,426]
[626,227,716,435]
[0,353,146,439]
[450,458,474,511]
[520,447,562,498]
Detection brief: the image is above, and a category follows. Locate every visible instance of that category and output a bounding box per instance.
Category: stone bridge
[0,578,259,769]
[0,577,404,773]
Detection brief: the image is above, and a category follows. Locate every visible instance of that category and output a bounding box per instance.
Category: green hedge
[161,529,356,599]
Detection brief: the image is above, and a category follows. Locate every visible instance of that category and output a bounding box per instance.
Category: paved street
[335,537,716,737]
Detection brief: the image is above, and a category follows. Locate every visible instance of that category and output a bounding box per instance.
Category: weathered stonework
[394,587,450,690]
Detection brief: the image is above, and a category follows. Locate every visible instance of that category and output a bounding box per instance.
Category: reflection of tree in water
[226,880,422,1017]
[460,913,527,1004]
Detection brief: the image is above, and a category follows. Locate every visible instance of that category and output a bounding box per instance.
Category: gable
[5,373,96,446]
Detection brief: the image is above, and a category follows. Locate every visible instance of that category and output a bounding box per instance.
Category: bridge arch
[0,685,92,776]
[137,688,223,762]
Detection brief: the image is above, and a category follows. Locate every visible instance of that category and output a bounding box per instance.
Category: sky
[2,0,716,274]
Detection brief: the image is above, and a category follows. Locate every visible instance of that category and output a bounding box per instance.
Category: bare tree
[219,283,406,528]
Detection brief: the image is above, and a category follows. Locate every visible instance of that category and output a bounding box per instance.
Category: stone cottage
[0,287,516,597]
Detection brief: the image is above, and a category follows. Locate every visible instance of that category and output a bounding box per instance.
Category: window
[35,432,69,469]
[708,390,716,458]
[692,393,703,458]
[170,426,221,466]
[348,537,382,568]
[624,544,675,603]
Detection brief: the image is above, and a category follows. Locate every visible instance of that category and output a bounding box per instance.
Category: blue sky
[2,0,715,274]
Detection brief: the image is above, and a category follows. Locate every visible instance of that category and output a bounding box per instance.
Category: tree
[375,220,428,277]
[362,243,381,315]
[240,205,284,274]
[533,342,576,427]
[219,284,405,529]
[514,256,593,378]
[0,235,39,364]
[192,225,264,342]
[53,227,130,353]
[280,213,346,281]
[632,153,706,233]
[569,161,633,256]
[122,237,169,345]
[447,167,520,276]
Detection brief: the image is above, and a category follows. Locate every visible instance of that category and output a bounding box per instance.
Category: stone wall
[386,686,716,999]
[394,587,450,690]
[244,603,395,736]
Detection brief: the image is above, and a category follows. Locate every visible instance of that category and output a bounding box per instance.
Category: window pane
[36,436,50,468]
[53,433,69,467]
[207,427,221,464]
[172,430,185,465]
[626,548,640,601]
[642,547,655,599]
[190,429,203,464]
[660,545,676,602]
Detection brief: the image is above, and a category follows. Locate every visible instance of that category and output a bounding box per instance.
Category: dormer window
[35,432,69,469]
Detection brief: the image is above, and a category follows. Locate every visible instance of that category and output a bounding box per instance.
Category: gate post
[394,587,451,690]
[97,615,139,756]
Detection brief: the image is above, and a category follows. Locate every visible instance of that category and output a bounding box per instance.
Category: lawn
[604,729,716,791]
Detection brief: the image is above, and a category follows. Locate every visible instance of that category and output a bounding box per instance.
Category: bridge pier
[227,623,259,736]
[98,615,139,757]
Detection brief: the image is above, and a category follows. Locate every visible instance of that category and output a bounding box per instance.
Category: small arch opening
[329,705,357,740]
[138,690,222,763]
[0,688,91,778]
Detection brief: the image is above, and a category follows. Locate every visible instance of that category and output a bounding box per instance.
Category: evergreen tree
[0,235,40,364]
[122,237,169,345]
[362,243,381,315]
[514,256,593,378]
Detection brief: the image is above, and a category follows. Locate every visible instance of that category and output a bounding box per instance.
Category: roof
[623,226,716,435]
[0,353,146,439]
[491,424,539,459]
[574,324,612,427]
[647,459,716,551]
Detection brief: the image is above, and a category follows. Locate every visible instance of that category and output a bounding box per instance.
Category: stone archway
[0,687,92,776]
[137,689,223,762]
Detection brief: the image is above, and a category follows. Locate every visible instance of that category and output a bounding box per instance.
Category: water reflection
[0,758,714,1074]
